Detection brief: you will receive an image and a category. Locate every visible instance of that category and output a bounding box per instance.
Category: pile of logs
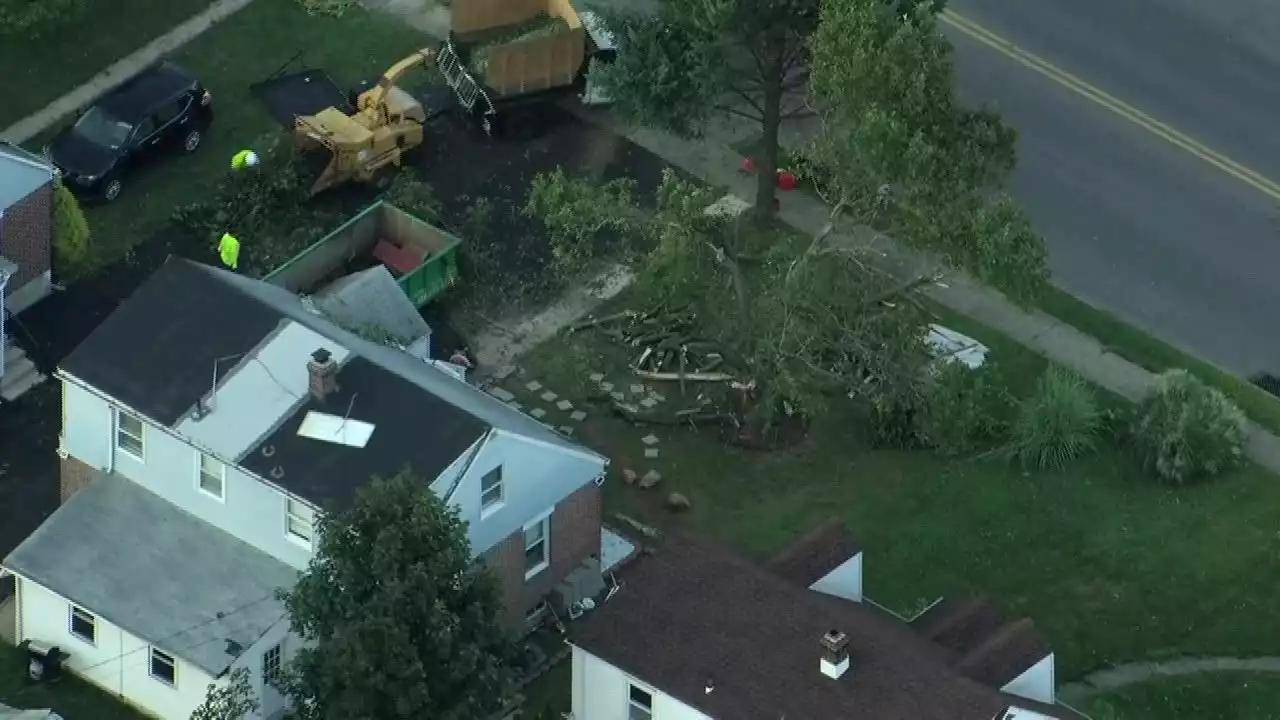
[568,304,737,387]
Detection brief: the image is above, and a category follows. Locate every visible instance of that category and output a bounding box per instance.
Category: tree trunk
[753,35,786,228]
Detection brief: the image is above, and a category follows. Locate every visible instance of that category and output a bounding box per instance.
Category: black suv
[48,61,213,202]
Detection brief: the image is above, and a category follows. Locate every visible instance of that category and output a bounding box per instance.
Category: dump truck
[436,0,617,137]
[251,50,438,195]
[266,201,461,310]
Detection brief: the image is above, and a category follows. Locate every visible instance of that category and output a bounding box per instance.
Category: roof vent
[820,629,850,679]
[308,347,338,401]
[705,677,714,694]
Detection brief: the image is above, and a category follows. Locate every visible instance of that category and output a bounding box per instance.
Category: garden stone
[526,380,543,392]
[589,372,605,383]
[639,470,662,488]
[488,387,515,402]
[541,391,558,403]
[558,426,574,436]
[644,448,659,459]
[642,434,659,446]
[570,410,587,422]
[531,408,547,419]
[508,402,523,412]
[640,398,658,409]
[610,391,626,401]
[630,384,646,394]
[622,468,638,484]
[666,492,691,511]
[650,393,666,403]
[556,399,573,411]
[600,381,615,392]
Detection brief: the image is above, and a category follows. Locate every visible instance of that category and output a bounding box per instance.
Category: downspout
[0,218,10,379]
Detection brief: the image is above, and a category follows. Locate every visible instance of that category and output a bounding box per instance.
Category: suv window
[131,116,158,145]
[153,96,190,126]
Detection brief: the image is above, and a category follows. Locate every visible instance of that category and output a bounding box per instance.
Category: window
[115,409,144,459]
[150,647,176,686]
[69,605,96,644]
[286,498,314,545]
[262,644,282,684]
[628,684,653,720]
[131,116,158,144]
[198,453,225,499]
[480,467,503,513]
[523,515,549,579]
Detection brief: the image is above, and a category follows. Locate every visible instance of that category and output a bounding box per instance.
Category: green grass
[1038,287,1280,434]
[511,294,1280,681]
[31,0,436,261]
[0,644,146,720]
[0,0,217,128]
[1084,674,1280,720]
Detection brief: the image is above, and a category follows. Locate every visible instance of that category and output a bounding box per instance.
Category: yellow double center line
[940,9,1280,202]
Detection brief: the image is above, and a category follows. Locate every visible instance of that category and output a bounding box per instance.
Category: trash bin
[24,641,67,682]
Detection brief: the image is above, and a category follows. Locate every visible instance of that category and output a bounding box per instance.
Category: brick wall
[59,455,95,504]
[482,481,602,627]
[0,182,52,291]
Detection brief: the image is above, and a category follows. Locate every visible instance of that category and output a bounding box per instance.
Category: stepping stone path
[610,391,625,401]
[531,408,547,419]
[644,448,660,459]
[558,426,575,436]
[508,402,523,412]
[589,373,605,383]
[640,398,658,409]
[556,399,573,411]
[630,384,646,394]
[650,393,666,403]
[570,410,587,422]
[488,387,515,402]
[639,470,662,489]
[526,381,543,392]
[641,434,659,446]
[541,391,559,403]
[601,381,615,392]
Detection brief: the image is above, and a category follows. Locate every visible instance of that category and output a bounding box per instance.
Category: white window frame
[286,497,314,547]
[114,408,145,460]
[68,605,96,645]
[480,466,504,516]
[149,646,177,687]
[523,510,552,580]
[628,682,654,720]
[262,643,282,684]
[197,452,226,501]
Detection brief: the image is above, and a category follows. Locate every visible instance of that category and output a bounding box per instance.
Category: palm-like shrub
[1133,369,1247,485]
[1006,365,1101,470]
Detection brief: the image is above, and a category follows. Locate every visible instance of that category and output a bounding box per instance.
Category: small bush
[0,0,83,35]
[52,179,94,279]
[918,362,1013,455]
[866,397,923,449]
[1005,365,1101,470]
[297,0,358,17]
[1132,369,1247,485]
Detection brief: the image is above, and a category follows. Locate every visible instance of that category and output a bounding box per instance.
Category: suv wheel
[102,177,123,202]
[182,129,203,153]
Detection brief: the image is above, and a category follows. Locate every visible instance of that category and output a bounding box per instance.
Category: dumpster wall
[265,206,380,293]
[452,0,585,97]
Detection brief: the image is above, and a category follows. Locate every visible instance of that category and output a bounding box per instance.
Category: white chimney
[820,630,850,679]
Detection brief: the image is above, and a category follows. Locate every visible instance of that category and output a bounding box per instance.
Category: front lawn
[0,645,145,720]
[0,0,217,128]
[34,0,436,262]
[508,295,1280,681]
[1085,674,1280,720]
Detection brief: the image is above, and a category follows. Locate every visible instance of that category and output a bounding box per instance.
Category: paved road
[947,0,1280,376]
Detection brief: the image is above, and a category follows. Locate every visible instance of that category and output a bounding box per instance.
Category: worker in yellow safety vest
[218,233,240,270]
[230,149,259,170]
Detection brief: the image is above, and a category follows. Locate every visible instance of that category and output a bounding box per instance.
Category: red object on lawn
[776,169,798,191]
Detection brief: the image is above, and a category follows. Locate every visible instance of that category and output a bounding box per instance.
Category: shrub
[297,0,358,17]
[0,0,83,35]
[1132,369,1247,485]
[866,397,923,449]
[1005,365,1101,470]
[917,362,1014,455]
[51,179,94,279]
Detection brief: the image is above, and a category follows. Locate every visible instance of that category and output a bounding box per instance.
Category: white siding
[16,575,213,720]
[60,377,313,570]
[446,429,606,555]
[1002,653,1056,705]
[572,646,712,720]
[231,616,297,720]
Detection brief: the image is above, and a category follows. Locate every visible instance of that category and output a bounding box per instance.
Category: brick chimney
[308,348,338,401]
[820,629,850,679]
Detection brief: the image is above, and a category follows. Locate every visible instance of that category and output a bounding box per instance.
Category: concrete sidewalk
[0,0,257,145]
[568,106,1280,475]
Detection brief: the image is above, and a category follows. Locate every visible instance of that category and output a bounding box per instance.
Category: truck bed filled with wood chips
[451,0,586,97]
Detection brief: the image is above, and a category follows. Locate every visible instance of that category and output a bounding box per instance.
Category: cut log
[635,370,735,383]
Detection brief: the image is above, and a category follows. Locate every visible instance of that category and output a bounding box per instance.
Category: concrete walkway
[0,0,257,144]
[1057,656,1280,701]
[567,106,1280,475]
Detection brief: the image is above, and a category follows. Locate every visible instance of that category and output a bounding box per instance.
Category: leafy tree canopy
[279,470,518,720]
[190,667,258,720]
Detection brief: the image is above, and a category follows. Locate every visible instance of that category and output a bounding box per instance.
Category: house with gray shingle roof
[3,257,626,720]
